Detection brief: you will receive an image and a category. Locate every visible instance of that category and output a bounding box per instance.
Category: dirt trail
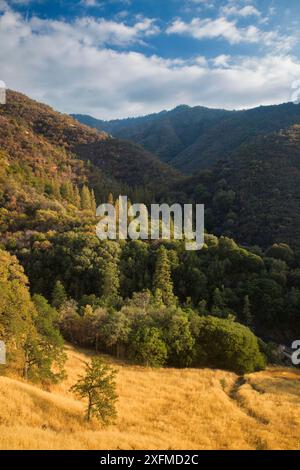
[227,376,269,449]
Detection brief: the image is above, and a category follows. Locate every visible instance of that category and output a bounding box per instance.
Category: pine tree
[60,182,74,202]
[127,198,133,224]
[51,280,67,309]
[108,192,114,205]
[211,287,226,318]
[153,288,164,308]
[81,185,92,210]
[114,197,120,221]
[60,182,68,200]
[102,260,121,308]
[242,295,253,328]
[153,246,176,307]
[52,180,61,199]
[27,294,66,383]
[74,185,81,208]
[70,357,118,424]
[91,189,97,213]
[67,182,75,203]
[0,249,37,374]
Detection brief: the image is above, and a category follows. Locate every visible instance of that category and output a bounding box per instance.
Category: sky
[0,0,300,119]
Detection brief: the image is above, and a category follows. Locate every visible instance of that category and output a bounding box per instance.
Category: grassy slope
[0,345,299,450]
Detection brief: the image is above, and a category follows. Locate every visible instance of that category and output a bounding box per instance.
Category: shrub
[129,326,168,367]
[195,316,266,374]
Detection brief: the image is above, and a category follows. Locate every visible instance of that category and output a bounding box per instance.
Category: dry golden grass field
[0,344,299,450]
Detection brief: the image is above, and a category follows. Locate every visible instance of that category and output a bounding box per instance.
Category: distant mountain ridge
[73,102,300,173]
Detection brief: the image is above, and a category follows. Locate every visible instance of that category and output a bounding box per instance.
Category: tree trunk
[87,398,92,421]
[23,352,29,381]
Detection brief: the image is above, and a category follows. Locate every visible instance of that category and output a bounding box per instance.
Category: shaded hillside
[0,91,124,236]
[175,124,300,249]
[173,103,300,172]
[75,138,181,190]
[0,91,180,225]
[73,105,230,166]
[74,102,300,173]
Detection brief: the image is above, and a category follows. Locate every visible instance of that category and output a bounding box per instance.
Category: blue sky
[1,0,300,118]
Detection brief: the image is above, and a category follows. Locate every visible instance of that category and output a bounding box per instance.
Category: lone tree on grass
[70,357,118,425]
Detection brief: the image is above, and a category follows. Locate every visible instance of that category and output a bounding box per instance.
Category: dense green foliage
[194,316,266,374]
[0,249,66,383]
[55,293,265,373]
[2,90,300,379]
[6,230,300,348]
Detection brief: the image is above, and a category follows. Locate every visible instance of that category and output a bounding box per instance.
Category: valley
[1,0,300,455]
[0,89,300,452]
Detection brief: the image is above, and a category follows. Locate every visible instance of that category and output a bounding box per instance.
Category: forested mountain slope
[174,124,300,249]
[73,105,230,167]
[73,102,300,173]
[1,90,300,343]
[0,91,180,205]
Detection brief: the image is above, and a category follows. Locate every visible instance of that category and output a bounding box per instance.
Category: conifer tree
[60,182,74,202]
[211,287,226,318]
[102,260,121,308]
[60,182,68,200]
[153,246,176,306]
[26,294,66,383]
[67,182,75,203]
[51,280,67,309]
[0,249,37,372]
[91,189,97,213]
[108,192,114,205]
[52,180,61,199]
[81,185,92,210]
[127,198,133,224]
[74,185,81,208]
[114,197,120,221]
[242,295,253,328]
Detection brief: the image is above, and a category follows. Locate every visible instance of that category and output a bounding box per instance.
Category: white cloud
[81,0,131,5]
[0,0,9,10]
[189,0,214,4]
[28,15,160,48]
[81,0,101,7]
[167,17,244,43]
[0,5,300,119]
[166,16,295,51]
[221,5,261,18]
[212,54,231,67]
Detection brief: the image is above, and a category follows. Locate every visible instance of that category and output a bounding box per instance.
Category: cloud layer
[0,1,299,118]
